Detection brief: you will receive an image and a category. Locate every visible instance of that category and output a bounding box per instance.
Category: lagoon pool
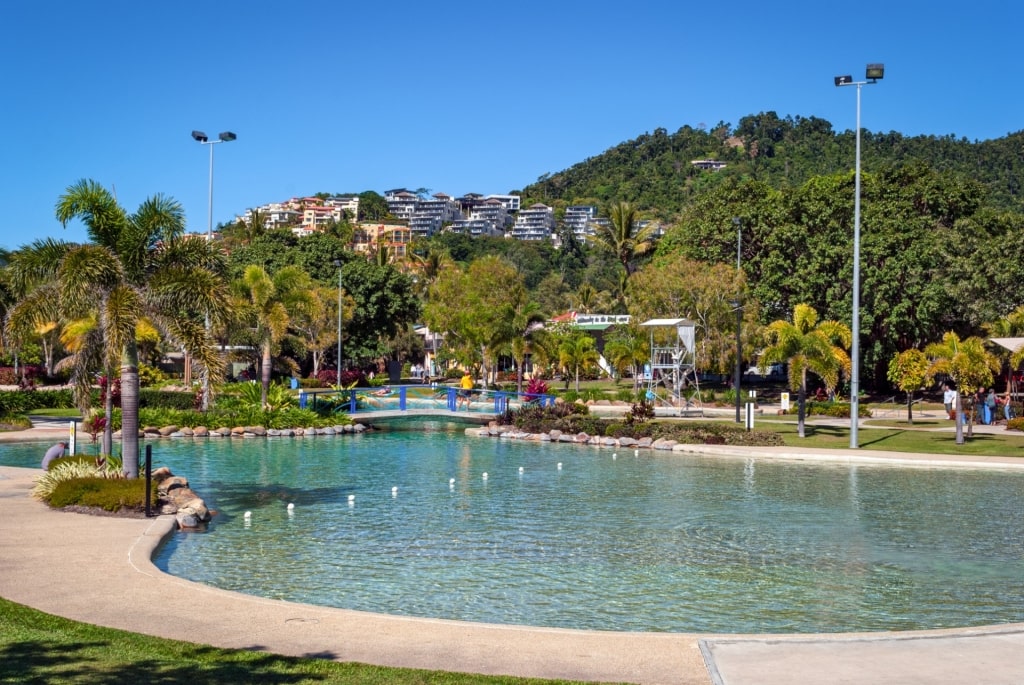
[4,430,1023,633]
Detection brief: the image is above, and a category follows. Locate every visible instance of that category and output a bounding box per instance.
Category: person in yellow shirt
[458,371,474,410]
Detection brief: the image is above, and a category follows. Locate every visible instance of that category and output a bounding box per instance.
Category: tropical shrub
[137,364,169,388]
[46,477,154,512]
[138,389,197,411]
[525,377,550,398]
[0,389,76,413]
[785,401,871,418]
[32,458,123,500]
[0,366,44,385]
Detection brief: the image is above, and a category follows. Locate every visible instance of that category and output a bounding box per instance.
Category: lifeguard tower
[639,318,702,416]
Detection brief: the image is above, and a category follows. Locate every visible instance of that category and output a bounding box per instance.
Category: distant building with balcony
[486,194,521,213]
[564,205,599,238]
[690,159,727,171]
[510,203,555,241]
[352,222,411,259]
[384,190,463,238]
[448,218,504,237]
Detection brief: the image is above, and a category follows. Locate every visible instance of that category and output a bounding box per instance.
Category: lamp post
[732,217,742,423]
[191,130,237,409]
[834,63,883,449]
[732,299,743,423]
[334,258,343,382]
[191,130,237,238]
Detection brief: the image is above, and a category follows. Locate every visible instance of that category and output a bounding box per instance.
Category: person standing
[458,371,474,410]
[41,442,67,470]
[942,384,956,420]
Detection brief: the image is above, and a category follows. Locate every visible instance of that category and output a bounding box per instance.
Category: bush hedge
[47,477,154,512]
[785,401,872,418]
[138,389,196,411]
[0,389,75,414]
[502,405,784,447]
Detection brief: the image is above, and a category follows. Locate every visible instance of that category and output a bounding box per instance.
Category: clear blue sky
[2,0,1019,250]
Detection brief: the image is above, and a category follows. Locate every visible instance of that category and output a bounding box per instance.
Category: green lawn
[767,421,1024,456]
[0,597,603,685]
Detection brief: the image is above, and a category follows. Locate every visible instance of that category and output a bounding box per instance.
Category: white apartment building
[385,190,463,238]
[486,194,521,213]
[448,218,504,237]
[564,205,598,238]
[510,203,555,241]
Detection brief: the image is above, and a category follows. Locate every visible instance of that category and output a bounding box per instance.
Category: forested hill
[521,112,1024,216]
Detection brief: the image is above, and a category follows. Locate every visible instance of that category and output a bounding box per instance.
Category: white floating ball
[518,466,524,474]
[243,510,252,519]
[557,462,562,470]
[286,503,295,510]
[391,486,398,497]
[482,472,488,480]
[348,494,355,502]
[634,449,639,457]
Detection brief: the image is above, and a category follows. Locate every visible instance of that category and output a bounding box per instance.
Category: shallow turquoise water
[4,431,1023,633]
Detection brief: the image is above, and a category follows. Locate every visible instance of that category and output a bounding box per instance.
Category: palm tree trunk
[102,366,113,458]
[120,341,140,479]
[797,372,807,439]
[261,341,272,408]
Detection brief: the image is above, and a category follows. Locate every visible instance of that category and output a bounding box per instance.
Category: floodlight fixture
[191,130,208,142]
[865,63,884,81]
[218,131,237,142]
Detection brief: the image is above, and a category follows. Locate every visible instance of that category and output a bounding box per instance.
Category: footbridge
[298,385,554,424]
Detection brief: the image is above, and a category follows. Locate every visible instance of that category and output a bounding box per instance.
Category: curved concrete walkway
[2,426,1023,684]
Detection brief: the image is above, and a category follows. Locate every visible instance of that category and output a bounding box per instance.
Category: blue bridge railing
[298,384,556,415]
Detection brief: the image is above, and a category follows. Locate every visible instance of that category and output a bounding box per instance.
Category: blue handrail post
[399,386,407,411]
[349,389,357,413]
[447,387,457,411]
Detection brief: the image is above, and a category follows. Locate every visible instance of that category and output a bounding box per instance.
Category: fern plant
[32,458,123,501]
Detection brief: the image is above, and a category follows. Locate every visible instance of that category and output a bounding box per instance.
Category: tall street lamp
[334,258,343,381]
[191,130,237,237]
[192,129,237,409]
[834,63,884,449]
[733,217,742,423]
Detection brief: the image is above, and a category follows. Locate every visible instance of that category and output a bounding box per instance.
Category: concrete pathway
[2,427,1024,684]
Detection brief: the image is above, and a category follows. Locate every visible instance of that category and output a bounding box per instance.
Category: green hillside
[521,112,1024,216]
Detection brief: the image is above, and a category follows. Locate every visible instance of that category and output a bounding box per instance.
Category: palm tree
[925,332,1000,440]
[489,290,546,394]
[760,304,852,438]
[232,265,316,408]
[587,201,658,276]
[558,331,600,392]
[603,326,649,393]
[10,181,229,477]
[984,305,1024,396]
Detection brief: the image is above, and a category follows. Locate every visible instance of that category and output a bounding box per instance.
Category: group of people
[942,384,1016,424]
[410,363,430,383]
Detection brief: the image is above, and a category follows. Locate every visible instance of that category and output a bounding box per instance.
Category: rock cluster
[152,466,212,530]
[471,423,680,451]
[113,423,370,440]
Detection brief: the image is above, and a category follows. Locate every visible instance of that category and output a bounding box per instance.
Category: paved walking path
[2,425,1024,684]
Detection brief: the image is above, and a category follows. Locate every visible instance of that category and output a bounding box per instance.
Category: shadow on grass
[0,638,334,685]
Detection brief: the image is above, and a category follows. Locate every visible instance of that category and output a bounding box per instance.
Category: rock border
[112,423,371,440]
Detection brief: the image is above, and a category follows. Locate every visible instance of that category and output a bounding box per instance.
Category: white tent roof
[989,337,1024,352]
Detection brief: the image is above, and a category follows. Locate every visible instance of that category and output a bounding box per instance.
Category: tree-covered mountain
[521,112,1024,216]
